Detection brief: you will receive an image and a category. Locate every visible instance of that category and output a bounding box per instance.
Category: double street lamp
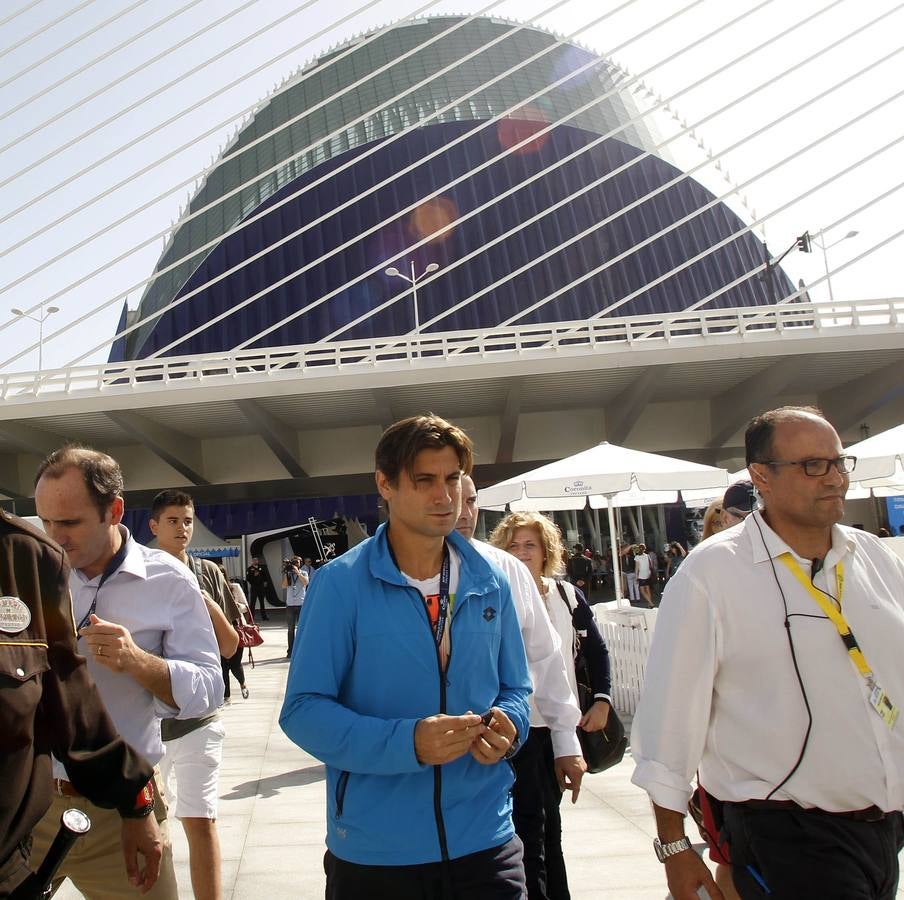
[11,302,60,371]
[384,261,440,341]
[810,229,859,303]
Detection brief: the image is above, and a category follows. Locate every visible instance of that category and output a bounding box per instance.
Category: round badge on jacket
[0,596,32,633]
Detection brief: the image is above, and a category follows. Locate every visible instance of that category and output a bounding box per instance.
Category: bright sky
[1,0,901,373]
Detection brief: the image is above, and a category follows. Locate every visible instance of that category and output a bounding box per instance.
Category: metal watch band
[653,836,692,862]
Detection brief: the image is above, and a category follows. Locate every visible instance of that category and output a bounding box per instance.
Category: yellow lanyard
[778,555,871,679]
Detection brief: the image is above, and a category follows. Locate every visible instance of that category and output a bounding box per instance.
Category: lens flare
[409,197,459,244]
[496,106,550,156]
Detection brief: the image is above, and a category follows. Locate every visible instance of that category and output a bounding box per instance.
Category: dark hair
[35,444,124,520]
[375,414,474,484]
[150,489,194,520]
[745,405,826,466]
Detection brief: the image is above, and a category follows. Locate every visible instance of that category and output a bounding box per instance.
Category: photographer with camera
[281,558,308,658]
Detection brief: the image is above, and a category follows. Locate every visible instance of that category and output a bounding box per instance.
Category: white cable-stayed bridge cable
[0,0,331,179]
[0,0,508,269]
[84,0,713,363]
[42,0,877,366]
[0,0,154,93]
[1,0,888,370]
[0,0,199,116]
[320,0,878,342]
[636,178,904,323]
[2,0,655,351]
[0,0,47,31]
[237,8,899,351]
[484,111,904,336]
[0,0,98,59]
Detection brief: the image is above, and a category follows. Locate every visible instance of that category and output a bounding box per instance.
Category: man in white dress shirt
[632,407,904,900]
[456,476,585,897]
[31,445,223,899]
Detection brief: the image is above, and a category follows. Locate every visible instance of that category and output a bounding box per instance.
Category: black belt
[732,799,888,822]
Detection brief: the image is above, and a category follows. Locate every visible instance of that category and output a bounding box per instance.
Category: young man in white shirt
[632,407,904,900]
[150,489,241,900]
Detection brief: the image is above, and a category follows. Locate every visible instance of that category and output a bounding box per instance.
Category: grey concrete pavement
[56,614,904,898]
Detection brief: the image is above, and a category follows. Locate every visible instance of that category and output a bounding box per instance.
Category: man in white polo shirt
[632,407,904,900]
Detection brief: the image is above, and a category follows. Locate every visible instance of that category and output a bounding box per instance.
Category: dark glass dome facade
[114,15,787,360]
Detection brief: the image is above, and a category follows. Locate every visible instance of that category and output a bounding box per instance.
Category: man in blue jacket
[280,414,532,899]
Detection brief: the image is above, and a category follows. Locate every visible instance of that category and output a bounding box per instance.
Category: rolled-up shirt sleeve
[630,567,718,813]
[157,578,224,718]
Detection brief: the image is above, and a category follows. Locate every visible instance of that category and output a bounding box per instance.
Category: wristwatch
[653,836,692,862]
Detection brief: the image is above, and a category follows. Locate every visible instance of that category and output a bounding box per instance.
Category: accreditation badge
[869,681,899,730]
[0,596,31,633]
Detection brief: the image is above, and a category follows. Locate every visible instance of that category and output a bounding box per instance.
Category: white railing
[2,298,901,402]
[595,607,657,716]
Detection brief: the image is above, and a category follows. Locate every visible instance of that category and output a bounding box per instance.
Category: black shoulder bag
[555,582,627,773]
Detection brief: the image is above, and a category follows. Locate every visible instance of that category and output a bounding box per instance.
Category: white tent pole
[608,497,623,605]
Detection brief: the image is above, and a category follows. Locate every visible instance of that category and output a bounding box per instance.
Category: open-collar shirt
[55,527,223,776]
[631,510,904,814]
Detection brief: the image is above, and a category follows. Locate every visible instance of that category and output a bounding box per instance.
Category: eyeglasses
[762,456,857,477]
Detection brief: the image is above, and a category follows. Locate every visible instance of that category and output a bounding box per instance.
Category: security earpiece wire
[751,510,813,801]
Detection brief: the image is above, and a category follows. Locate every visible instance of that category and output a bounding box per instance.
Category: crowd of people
[3,405,903,900]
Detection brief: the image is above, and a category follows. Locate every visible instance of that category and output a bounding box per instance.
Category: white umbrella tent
[479,442,728,603]
[844,423,904,497]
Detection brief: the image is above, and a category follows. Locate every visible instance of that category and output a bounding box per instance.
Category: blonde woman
[490,511,612,900]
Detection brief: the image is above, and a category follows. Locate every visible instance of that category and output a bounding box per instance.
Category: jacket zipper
[335,770,350,818]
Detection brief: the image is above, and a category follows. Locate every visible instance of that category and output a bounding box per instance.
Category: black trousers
[287,606,301,654]
[723,804,904,900]
[221,646,245,698]
[248,585,268,618]
[324,837,526,900]
[511,727,569,900]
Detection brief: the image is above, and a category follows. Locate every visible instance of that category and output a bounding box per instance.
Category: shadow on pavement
[223,765,325,799]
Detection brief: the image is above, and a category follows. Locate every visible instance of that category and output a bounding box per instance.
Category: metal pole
[410,260,420,330]
[821,238,834,303]
[607,497,623,605]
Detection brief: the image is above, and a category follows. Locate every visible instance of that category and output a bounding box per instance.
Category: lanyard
[779,553,898,729]
[778,555,871,676]
[76,535,130,633]
[432,543,451,648]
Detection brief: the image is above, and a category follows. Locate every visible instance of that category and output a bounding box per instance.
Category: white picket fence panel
[594,607,657,716]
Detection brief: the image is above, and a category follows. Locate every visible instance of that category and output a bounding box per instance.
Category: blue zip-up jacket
[279,525,532,866]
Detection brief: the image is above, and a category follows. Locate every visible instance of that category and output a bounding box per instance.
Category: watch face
[61,808,92,834]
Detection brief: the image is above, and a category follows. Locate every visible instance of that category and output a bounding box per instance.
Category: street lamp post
[384,261,440,355]
[11,301,60,371]
[811,229,859,303]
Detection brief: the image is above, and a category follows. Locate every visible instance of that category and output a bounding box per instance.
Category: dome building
[113,14,787,361]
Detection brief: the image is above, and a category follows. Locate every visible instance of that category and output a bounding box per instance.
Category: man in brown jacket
[0,508,161,898]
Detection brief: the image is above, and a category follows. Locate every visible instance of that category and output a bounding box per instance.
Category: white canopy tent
[843,424,904,481]
[478,442,728,604]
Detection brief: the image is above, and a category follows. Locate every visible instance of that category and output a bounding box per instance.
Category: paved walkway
[57,614,904,898]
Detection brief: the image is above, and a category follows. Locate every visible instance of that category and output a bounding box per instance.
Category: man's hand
[469,707,517,765]
[554,754,586,803]
[121,816,163,894]
[664,848,724,900]
[415,713,484,765]
[80,615,143,674]
[579,699,610,733]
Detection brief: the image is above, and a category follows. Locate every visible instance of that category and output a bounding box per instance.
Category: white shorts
[159,718,226,820]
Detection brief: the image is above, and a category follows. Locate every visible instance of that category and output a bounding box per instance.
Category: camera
[281,557,299,576]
